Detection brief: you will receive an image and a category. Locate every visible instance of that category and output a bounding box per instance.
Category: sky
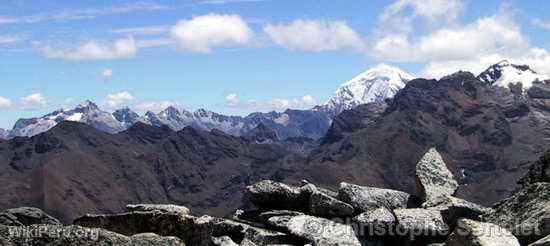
[1,0,550,128]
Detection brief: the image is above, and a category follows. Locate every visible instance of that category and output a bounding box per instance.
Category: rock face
[246,180,307,210]
[0,207,61,226]
[338,182,413,212]
[519,151,550,187]
[267,215,361,246]
[126,204,190,215]
[394,208,449,236]
[484,182,550,244]
[530,234,550,246]
[353,208,396,226]
[416,148,459,206]
[309,190,354,217]
[445,219,520,246]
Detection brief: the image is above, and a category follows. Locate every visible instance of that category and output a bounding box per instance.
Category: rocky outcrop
[530,234,550,246]
[338,182,414,212]
[126,204,190,215]
[267,214,361,245]
[0,207,61,226]
[309,190,354,217]
[445,219,520,246]
[484,182,550,244]
[394,208,449,237]
[246,180,307,210]
[416,148,459,207]
[353,208,396,227]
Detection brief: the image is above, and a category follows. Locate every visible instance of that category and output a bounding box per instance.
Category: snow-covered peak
[477,60,550,90]
[320,64,415,116]
[77,100,99,110]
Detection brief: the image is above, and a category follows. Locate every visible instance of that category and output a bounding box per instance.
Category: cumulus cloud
[532,18,550,30]
[264,19,364,52]
[104,91,134,108]
[20,93,47,109]
[40,37,137,60]
[134,100,178,113]
[225,93,239,106]
[101,68,113,79]
[369,3,550,79]
[170,13,253,53]
[0,96,12,109]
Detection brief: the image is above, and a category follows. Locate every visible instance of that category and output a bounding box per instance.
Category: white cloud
[40,37,137,60]
[0,35,24,45]
[20,93,47,109]
[532,18,550,30]
[170,13,253,53]
[244,95,316,110]
[134,101,178,113]
[225,93,239,107]
[0,96,12,109]
[101,68,113,79]
[381,0,463,24]
[111,25,170,35]
[105,91,134,108]
[0,2,169,25]
[264,19,364,52]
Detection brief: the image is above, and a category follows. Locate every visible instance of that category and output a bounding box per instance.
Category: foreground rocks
[2,146,545,245]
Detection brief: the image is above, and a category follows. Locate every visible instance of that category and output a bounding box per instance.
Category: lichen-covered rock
[267,214,361,246]
[246,180,307,210]
[212,236,239,246]
[530,234,550,246]
[394,208,449,237]
[257,210,305,224]
[0,224,130,245]
[445,219,520,246]
[73,211,209,245]
[353,208,396,227]
[242,226,302,245]
[0,207,61,226]
[338,182,412,212]
[416,148,459,207]
[126,204,190,215]
[309,190,354,217]
[127,233,186,245]
[430,196,492,227]
[484,182,550,244]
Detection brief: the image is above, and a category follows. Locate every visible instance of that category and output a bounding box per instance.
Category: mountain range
[3,60,548,142]
[2,61,550,224]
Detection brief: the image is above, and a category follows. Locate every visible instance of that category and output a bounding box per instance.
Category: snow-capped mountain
[477,60,550,90]
[0,128,8,139]
[317,64,415,117]
[10,101,124,137]
[113,108,148,128]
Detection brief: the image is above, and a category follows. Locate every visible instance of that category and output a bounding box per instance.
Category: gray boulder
[310,190,354,217]
[267,215,361,245]
[445,218,520,246]
[427,196,493,227]
[246,180,307,210]
[353,208,396,226]
[212,236,239,246]
[394,208,450,237]
[0,207,61,226]
[484,182,550,244]
[530,234,550,246]
[338,182,412,212]
[126,204,190,215]
[0,225,187,245]
[74,211,210,246]
[416,148,459,207]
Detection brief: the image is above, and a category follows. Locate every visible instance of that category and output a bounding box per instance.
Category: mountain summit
[319,64,415,117]
[477,60,550,90]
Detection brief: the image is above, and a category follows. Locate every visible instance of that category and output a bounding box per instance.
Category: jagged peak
[77,100,98,110]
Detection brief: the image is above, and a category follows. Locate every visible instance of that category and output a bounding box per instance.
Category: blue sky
[0,0,550,128]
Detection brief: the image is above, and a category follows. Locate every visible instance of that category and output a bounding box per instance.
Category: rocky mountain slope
[307,71,550,207]
[0,129,7,140]
[0,121,308,223]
